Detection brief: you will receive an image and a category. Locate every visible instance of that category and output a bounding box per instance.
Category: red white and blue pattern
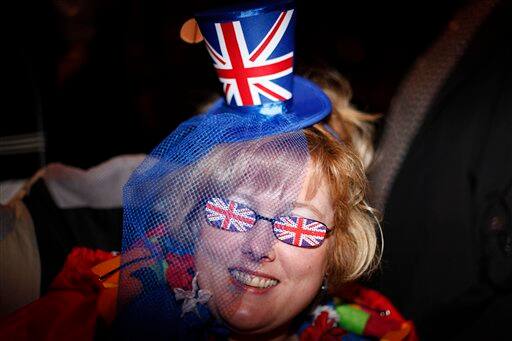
[205,197,257,232]
[274,216,327,248]
[204,9,294,106]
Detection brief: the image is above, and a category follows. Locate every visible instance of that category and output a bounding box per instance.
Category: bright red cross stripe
[254,83,287,101]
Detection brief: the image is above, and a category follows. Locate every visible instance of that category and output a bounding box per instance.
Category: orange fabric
[92,255,120,323]
[91,255,121,288]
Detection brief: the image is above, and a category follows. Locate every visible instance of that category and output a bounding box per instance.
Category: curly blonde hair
[305,126,380,289]
[303,68,381,288]
[303,67,379,170]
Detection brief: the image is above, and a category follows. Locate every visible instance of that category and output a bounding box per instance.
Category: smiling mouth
[229,268,280,289]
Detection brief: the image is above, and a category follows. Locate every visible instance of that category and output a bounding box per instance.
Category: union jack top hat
[194,0,331,128]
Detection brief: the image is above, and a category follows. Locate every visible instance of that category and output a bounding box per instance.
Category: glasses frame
[204,197,332,248]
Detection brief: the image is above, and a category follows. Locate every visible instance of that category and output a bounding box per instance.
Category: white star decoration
[173,272,212,317]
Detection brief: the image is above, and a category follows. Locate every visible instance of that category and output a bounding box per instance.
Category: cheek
[267,244,329,326]
[197,225,244,253]
[195,228,247,315]
[278,243,328,288]
[196,227,245,272]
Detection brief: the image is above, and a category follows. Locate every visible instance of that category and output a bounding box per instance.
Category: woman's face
[195,164,334,335]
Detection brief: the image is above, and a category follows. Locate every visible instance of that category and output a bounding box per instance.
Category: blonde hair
[302,67,380,170]
[305,126,380,289]
[301,67,381,288]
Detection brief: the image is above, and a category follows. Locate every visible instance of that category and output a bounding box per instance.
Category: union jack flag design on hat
[205,197,257,232]
[274,216,328,248]
[199,8,295,107]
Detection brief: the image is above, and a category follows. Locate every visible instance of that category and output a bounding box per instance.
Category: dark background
[3,0,465,180]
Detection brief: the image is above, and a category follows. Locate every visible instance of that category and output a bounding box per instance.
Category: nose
[241,219,276,262]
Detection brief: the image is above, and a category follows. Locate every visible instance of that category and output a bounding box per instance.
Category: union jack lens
[273,216,328,248]
[205,197,257,232]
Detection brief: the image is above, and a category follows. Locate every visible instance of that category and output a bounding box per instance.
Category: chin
[222,306,278,333]
[219,293,309,339]
[211,282,317,337]
[222,309,293,340]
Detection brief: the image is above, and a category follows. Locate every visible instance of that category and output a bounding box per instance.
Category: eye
[205,197,256,232]
[290,203,323,222]
[273,216,328,248]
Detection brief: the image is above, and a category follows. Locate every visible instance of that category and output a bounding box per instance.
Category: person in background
[369,0,512,339]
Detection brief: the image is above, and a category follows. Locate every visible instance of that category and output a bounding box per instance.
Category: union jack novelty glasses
[205,197,330,248]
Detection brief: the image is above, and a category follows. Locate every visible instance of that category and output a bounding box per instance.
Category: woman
[0,1,415,340]
[114,1,413,339]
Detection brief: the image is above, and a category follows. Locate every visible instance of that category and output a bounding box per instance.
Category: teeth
[230,269,279,288]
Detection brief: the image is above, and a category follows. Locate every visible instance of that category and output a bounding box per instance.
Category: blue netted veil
[116,1,331,339]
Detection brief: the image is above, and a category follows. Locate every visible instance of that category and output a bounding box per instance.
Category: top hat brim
[202,76,332,134]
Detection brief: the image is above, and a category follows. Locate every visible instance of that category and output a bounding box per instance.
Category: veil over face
[117,0,333,338]
[118,124,312,338]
